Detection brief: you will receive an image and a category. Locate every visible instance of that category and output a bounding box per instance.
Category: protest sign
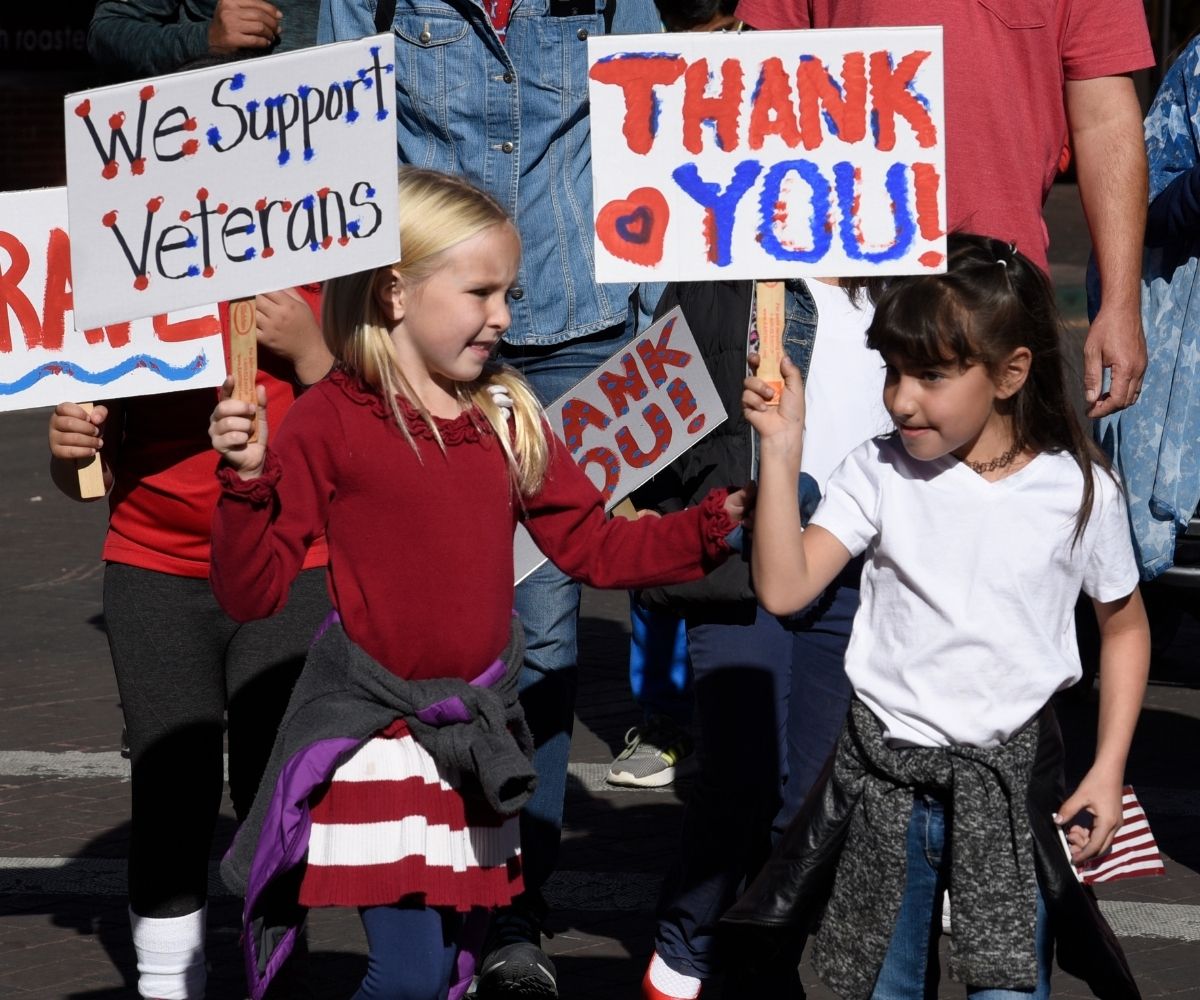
[515,306,724,583]
[0,186,224,414]
[587,27,946,282]
[63,35,400,328]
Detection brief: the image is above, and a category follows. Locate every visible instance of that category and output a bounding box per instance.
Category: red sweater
[212,370,732,681]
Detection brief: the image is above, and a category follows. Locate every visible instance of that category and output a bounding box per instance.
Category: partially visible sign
[515,306,725,582]
[0,187,224,413]
[64,34,400,327]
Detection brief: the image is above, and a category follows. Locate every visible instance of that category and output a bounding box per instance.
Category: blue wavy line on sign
[0,353,209,395]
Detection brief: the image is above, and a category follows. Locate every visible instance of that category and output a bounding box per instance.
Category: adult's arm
[88,0,280,77]
[1066,74,1148,418]
[88,0,213,76]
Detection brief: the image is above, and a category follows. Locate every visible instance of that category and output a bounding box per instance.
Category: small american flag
[1072,786,1166,884]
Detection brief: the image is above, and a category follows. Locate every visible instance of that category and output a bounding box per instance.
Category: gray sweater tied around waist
[813,699,1040,998]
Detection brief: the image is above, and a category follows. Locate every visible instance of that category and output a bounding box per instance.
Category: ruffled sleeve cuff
[217,449,282,507]
[699,487,737,558]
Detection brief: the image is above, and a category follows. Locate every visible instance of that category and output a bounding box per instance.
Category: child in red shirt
[48,286,332,1000]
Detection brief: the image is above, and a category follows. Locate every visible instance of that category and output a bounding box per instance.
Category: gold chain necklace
[965,442,1023,475]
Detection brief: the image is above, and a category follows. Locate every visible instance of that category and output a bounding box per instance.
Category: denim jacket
[1095,40,1200,579]
[318,0,662,346]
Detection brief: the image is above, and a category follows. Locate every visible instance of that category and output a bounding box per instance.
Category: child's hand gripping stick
[229,297,260,443]
[755,281,786,405]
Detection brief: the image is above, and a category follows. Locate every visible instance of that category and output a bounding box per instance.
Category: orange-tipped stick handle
[755,280,785,405]
[229,297,259,443]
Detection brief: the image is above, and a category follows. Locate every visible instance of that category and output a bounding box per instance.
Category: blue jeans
[628,599,693,724]
[354,904,461,1000]
[871,796,1052,1000]
[498,318,637,893]
[654,578,857,984]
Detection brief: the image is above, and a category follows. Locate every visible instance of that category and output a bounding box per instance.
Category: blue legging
[354,904,462,1000]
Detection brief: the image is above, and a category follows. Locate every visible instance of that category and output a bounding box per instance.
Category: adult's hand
[1082,302,1146,418]
[208,0,282,55]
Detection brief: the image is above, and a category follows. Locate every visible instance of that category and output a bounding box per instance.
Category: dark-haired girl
[730,233,1150,999]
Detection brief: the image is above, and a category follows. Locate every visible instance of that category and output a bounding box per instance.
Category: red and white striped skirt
[298,720,524,910]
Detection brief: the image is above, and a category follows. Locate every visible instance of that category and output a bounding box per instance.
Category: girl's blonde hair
[322,167,549,497]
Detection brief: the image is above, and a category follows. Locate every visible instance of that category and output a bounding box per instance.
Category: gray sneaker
[606,716,694,788]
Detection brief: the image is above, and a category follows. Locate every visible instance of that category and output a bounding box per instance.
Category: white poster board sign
[515,306,725,583]
[64,35,400,327]
[587,27,946,282]
[0,187,224,413]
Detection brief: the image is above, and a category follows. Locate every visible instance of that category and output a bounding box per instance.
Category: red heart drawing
[596,188,669,267]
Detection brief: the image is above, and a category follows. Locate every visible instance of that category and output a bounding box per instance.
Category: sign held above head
[63,35,401,329]
[586,27,947,282]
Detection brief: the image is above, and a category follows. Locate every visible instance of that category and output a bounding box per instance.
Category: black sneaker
[476,893,558,998]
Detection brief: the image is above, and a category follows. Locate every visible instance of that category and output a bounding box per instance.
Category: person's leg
[776,573,858,835]
[650,607,794,996]
[225,568,331,821]
[870,797,945,1000]
[610,599,693,788]
[104,564,236,998]
[965,890,1052,1000]
[354,904,462,1000]
[628,600,692,724]
[482,321,636,998]
[719,577,857,999]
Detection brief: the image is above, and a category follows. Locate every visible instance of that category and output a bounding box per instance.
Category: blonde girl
[209,167,743,1000]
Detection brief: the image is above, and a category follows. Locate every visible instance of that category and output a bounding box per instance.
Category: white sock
[648,952,702,999]
[129,905,207,999]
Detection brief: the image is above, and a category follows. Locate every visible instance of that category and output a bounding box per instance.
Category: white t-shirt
[801,281,891,491]
[810,437,1139,749]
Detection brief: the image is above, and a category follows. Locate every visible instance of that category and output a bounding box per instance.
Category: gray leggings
[104,563,330,918]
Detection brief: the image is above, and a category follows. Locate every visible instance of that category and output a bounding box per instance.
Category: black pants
[104,563,330,917]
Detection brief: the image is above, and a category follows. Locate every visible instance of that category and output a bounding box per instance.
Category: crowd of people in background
[30,0,1200,998]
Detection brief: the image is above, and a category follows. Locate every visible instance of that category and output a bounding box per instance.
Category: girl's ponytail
[467,369,550,499]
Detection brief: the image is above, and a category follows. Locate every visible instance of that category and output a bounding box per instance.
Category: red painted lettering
[748,57,801,150]
[868,50,937,151]
[0,232,40,353]
[912,162,943,239]
[589,55,686,155]
[614,404,673,468]
[596,353,649,417]
[153,311,222,343]
[38,228,73,351]
[682,58,744,155]
[796,52,867,150]
[635,318,691,387]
